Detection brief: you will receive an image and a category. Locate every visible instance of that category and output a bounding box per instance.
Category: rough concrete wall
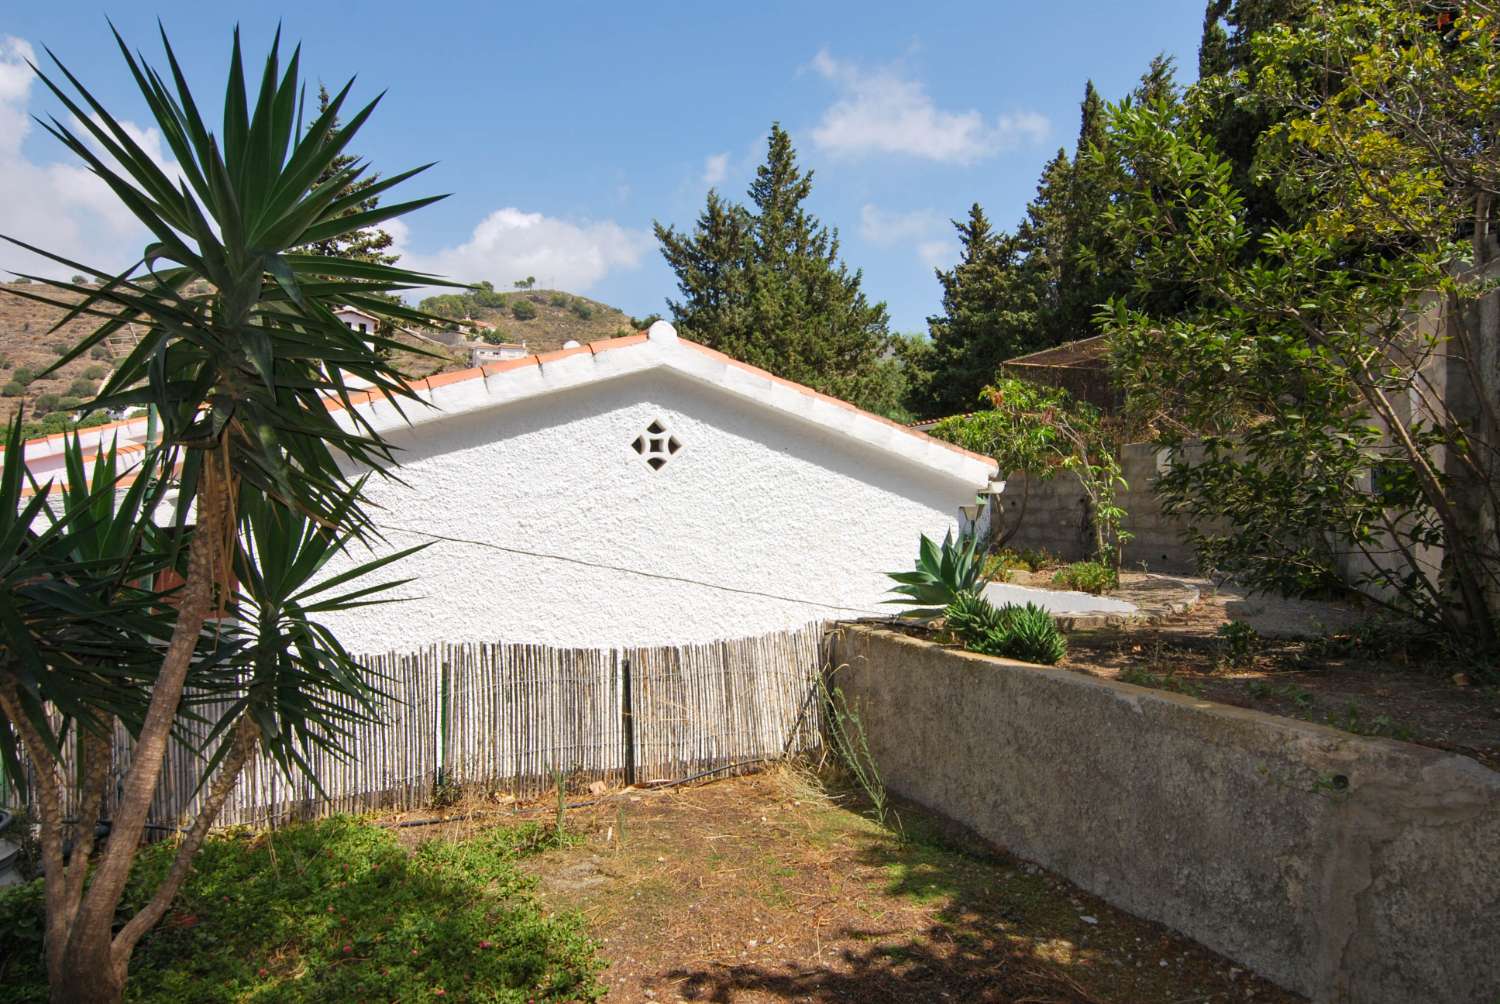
[993,443,1211,573]
[827,625,1500,1004]
[315,369,975,650]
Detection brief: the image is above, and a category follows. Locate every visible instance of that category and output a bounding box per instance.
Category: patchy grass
[501,768,1303,1003]
[0,816,603,1003]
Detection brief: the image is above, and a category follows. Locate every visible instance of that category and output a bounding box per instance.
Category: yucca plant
[0,25,456,1003]
[884,530,985,618]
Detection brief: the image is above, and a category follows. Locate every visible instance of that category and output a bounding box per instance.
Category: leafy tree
[930,377,1128,562]
[1098,0,1500,652]
[511,298,538,320]
[513,275,536,290]
[655,124,897,415]
[0,27,450,1001]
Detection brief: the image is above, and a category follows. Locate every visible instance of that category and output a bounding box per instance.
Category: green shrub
[12,368,33,386]
[885,531,984,617]
[1051,560,1118,594]
[1216,620,1260,669]
[570,300,593,320]
[32,395,60,415]
[944,594,1067,665]
[66,379,95,398]
[82,364,107,379]
[0,816,604,1003]
[511,299,538,321]
[548,291,568,307]
[88,345,111,361]
[1,382,23,398]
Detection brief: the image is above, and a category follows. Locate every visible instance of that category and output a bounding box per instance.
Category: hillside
[0,282,644,435]
[416,287,645,354]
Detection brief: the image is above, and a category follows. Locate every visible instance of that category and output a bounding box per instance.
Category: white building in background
[333,305,381,335]
[466,341,528,367]
[13,323,997,651]
[320,321,996,650]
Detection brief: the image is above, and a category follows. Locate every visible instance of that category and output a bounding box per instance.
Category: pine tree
[655,124,896,414]
[295,85,399,266]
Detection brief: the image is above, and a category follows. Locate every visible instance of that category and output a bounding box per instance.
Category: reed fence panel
[6,623,824,831]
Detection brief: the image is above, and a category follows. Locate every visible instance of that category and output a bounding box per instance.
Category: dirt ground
[1055,587,1500,771]
[397,770,1305,1003]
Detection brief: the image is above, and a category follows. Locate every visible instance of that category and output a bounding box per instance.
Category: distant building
[334,305,381,336]
[467,342,529,367]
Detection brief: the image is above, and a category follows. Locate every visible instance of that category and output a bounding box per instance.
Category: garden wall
[826,624,1500,1004]
[990,442,1209,572]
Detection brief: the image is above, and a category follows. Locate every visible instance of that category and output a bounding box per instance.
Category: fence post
[437,645,451,790]
[621,654,636,787]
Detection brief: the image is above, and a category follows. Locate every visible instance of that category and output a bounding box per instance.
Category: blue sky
[1,3,1204,332]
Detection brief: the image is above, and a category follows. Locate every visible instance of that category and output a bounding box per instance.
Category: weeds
[1051,560,1118,595]
[819,669,901,837]
[1118,666,1205,698]
[1325,702,1414,742]
[1216,620,1260,670]
[1245,679,1314,708]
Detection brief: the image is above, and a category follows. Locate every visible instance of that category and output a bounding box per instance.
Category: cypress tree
[295,85,400,266]
[655,124,897,414]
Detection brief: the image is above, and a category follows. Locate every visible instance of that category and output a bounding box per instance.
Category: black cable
[379,524,886,616]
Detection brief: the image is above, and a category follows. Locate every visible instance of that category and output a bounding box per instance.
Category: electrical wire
[378,523,890,616]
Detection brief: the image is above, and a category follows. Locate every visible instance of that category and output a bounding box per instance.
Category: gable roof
[12,323,997,488]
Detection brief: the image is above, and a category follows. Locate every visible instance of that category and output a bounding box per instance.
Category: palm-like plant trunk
[52,445,234,1004]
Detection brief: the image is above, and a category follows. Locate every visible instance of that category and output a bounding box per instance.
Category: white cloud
[392,208,651,292]
[859,204,944,246]
[809,49,1049,164]
[0,36,179,278]
[858,203,955,269]
[702,152,729,187]
[917,239,956,269]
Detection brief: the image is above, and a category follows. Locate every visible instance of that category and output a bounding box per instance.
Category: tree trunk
[51,444,233,1004]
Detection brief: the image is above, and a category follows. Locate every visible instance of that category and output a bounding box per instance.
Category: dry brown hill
[0,282,642,430]
[419,288,642,354]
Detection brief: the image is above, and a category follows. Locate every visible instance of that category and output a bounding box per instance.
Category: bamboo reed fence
[6,623,824,831]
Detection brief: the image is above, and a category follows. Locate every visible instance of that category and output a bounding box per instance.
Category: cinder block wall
[992,443,1214,573]
[827,625,1500,1004]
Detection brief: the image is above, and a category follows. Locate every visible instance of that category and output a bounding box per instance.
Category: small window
[631,418,681,471]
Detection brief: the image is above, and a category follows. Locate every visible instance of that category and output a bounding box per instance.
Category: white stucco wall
[321,368,979,650]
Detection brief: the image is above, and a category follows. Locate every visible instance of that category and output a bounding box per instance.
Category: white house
[333,305,381,336]
[319,321,996,650]
[13,322,998,651]
[465,341,529,368]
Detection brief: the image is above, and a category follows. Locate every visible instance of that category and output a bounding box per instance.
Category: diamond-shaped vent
[631,419,681,471]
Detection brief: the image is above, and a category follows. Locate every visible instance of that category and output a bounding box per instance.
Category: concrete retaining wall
[826,624,1500,1004]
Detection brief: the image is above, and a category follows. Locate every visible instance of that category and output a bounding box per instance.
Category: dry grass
[393,767,1305,1003]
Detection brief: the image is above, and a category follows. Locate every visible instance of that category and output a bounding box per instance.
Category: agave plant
[884,530,985,618]
[0,25,456,1002]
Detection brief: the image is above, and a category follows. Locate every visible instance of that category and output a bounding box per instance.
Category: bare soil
[1057,588,1500,771]
[396,770,1305,1003]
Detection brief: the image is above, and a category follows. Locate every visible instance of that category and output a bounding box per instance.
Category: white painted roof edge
[347,322,998,488]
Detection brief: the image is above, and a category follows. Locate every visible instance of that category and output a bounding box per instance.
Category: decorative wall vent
[631,419,681,470]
